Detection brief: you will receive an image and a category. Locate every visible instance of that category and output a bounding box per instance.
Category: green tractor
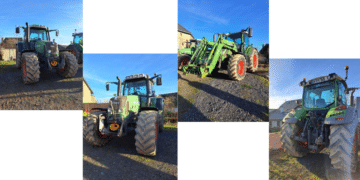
[178,39,202,58]
[281,66,360,175]
[66,29,83,64]
[15,22,78,84]
[84,73,165,156]
[178,27,259,81]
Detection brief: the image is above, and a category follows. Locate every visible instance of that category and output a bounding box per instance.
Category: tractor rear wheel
[66,45,82,64]
[178,55,191,70]
[281,123,308,157]
[135,110,159,156]
[248,48,259,73]
[21,52,40,84]
[16,50,21,69]
[83,111,112,146]
[57,52,79,78]
[329,123,360,174]
[228,54,247,81]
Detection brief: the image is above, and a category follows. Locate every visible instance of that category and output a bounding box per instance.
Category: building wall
[178,32,194,50]
[83,81,96,103]
[0,49,16,61]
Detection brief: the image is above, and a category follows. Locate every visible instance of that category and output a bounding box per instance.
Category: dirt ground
[269,133,360,180]
[0,61,82,110]
[178,64,269,122]
[83,130,177,180]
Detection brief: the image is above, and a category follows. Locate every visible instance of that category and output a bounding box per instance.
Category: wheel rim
[237,60,245,76]
[22,58,26,78]
[298,128,308,148]
[253,54,258,68]
[69,50,76,57]
[181,57,190,66]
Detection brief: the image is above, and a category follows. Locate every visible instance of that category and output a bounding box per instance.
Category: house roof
[269,109,287,121]
[1,37,22,49]
[178,24,193,35]
[269,99,302,121]
[83,78,94,95]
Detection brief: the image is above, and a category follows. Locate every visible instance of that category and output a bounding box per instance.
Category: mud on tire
[21,52,40,84]
[135,110,159,156]
[83,111,112,146]
[228,54,247,81]
[281,123,308,157]
[57,51,79,78]
[329,123,359,173]
[178,55,191,70]
[66,45,82,64]
[248,48,259,73]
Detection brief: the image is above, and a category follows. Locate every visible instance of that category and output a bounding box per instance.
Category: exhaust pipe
[116,76,121,97]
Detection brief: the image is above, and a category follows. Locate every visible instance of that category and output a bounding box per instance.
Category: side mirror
[156,77,162,86]
[16,27,20,34]
[213,34,216,42]
[56,30,59,37]
[248,28,253,37]
[106,84,109,91]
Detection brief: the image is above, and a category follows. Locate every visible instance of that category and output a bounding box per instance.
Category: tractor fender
[282,112,299,124]
[324,106,359,125]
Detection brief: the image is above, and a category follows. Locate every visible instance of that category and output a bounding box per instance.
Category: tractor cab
[72,31,83,45]
[16,23,59,43]
[226,27,253,52]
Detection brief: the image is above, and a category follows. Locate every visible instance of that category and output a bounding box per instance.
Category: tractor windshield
[74,34,83,44]
[303,81,335,108]
[123,79,147,96]
[29,28,48,41]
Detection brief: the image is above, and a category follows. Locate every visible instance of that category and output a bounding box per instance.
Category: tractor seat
[316,99,326,107]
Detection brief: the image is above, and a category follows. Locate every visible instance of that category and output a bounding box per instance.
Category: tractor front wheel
[83,111,112,146]
[21,52,40,84]
[178,55,191,70]
[228,54,247,81]
[57,52,79,78]
[66,45,82,64]
[248,48,259,73]
[135,110,159,156]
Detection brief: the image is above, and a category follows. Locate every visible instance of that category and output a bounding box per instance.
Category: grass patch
[254,75,269,87]
[0,60,16,65]
[0,60,17,73]
[240,84,252,89]
[164,123,177,131]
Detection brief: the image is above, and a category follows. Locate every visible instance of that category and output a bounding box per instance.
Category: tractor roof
[29,24,48,29]
[299,73,346,87]
[73,32,83,36]
[124,74,150,81]
[227,29,248,40]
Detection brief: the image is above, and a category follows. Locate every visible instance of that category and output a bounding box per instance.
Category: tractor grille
[110,97,126,113]
[45,42,58,56]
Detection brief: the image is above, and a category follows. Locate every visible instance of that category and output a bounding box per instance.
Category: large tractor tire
[178,55,191,70]
[16,50,21,69]
[248,48,259,73]
[66,45,82,64]
[228,54,247,81]
[57,52,79,78]
[21,52,40,84]
[83,111,112,146]
[159,112,164,133]
[329,122,360,174]
[280,123,308,157]
[135,110,159,156]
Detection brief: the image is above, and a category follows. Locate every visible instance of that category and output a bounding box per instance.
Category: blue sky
[178,0,269,50]
[270,59,360,109]
[0,0,82,45]
[84,54,178,102]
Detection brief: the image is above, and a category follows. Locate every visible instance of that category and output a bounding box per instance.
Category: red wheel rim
[22,59,26,78]
[298,128,308,148]
[237,60,245,76]
[58,64,67,72]
[181,57,190,66]
[69,50,76,57]
[253,54,257,68]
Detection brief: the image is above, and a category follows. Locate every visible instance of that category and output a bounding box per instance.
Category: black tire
[178,55,191,70]
[66,45,82,64]
[21,52,40,84]
[135,111,159,156]
[57,52,79,78]
[227,54,247,81]
[83,111,112,146]
[248,48,259,73]
[159,112,164,133]
[16,50,21,69]
[281,123,308,157]
[329,123,359,173]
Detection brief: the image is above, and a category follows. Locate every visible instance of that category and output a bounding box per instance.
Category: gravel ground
[270,133,360,180]
[178,68,269,122]
[0,62,82,110]
[83,130,177,180]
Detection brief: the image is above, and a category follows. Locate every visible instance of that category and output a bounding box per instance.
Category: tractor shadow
[178,94,210,122]
[0,64,82,97]
[83,130,177,180]
[178,75,268,121]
